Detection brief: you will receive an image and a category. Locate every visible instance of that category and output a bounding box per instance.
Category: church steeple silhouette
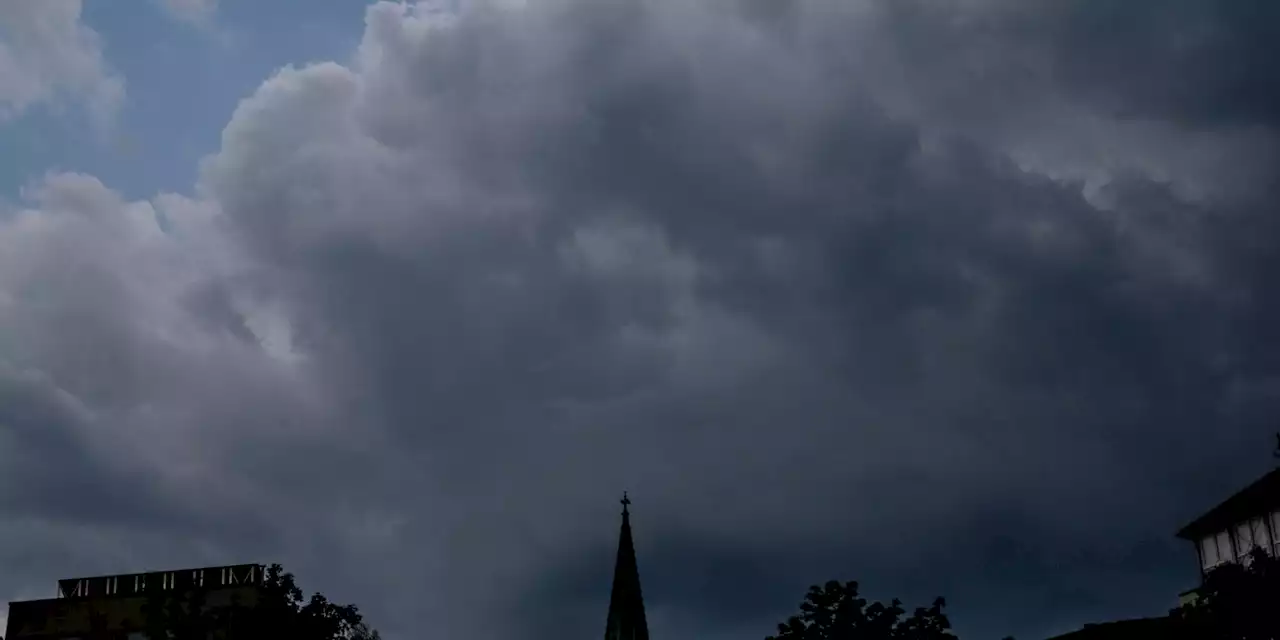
[604,492,650,640]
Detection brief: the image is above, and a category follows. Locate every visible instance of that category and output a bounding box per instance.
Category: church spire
[605,492,650,640]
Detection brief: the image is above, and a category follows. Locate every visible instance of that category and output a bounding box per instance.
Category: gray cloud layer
[3,1,1279,639]
[0,0,123,126]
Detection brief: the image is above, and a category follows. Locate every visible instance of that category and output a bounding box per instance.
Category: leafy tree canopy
[1171,547,1280,640]
[142,564,379,640]
[766,580,953,640]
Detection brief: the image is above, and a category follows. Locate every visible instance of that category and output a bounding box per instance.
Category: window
[1272,511,1280,555]
[1237,521,1258,556]
[62,579,87,598]
[1232,518,1276,565]
[1250,517,1272,555]
[1217,531,1234,563]
[1202,535,1221,568]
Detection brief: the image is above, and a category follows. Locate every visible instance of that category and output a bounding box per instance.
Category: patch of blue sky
[2,0,371,202]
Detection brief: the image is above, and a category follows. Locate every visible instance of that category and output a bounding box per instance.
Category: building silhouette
[1176,466,1280,582]
[1044,616,1175,640]
[604,493,649,640]
[1048,463,1280,639]
[4,564,262,640]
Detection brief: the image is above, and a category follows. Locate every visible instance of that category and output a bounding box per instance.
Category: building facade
[1047,465,1280,639]
[1176,467,1280,578]
[4,564,262,640]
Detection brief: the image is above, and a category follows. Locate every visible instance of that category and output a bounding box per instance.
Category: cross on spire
[604,492,648,640]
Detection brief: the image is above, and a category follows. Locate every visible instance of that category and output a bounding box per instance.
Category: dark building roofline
[1046,616,1174,640]
[1176,467,1280,540]
[55,563,264,584]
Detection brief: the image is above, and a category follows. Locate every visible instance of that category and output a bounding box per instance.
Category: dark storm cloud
[0,365,165,526]
[860,0,1280,129]
[4,1,1280,640]
[1047,0,1280,127]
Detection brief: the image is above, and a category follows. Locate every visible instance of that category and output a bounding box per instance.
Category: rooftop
[1046,617,1174,640]
[1176,467,1280,541]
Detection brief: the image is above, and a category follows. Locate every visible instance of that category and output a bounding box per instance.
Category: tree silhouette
[766,580,954,640]
[141,582,209,640]
[1171,547,1280,640]
[143,564,379,640]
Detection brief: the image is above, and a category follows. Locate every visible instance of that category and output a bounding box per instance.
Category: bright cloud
[0,0,123,126]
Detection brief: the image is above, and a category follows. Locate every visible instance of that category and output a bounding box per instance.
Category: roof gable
[1177,467,1280,540]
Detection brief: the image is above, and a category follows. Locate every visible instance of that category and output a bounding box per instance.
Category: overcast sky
[2,1,1279,639]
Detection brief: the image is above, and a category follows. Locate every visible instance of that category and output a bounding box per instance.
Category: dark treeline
[24,552,1279,640]
[767,550,1280,640]
[765,580,953,640]
[1169,547,1280,640]
[134,564,378,640]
